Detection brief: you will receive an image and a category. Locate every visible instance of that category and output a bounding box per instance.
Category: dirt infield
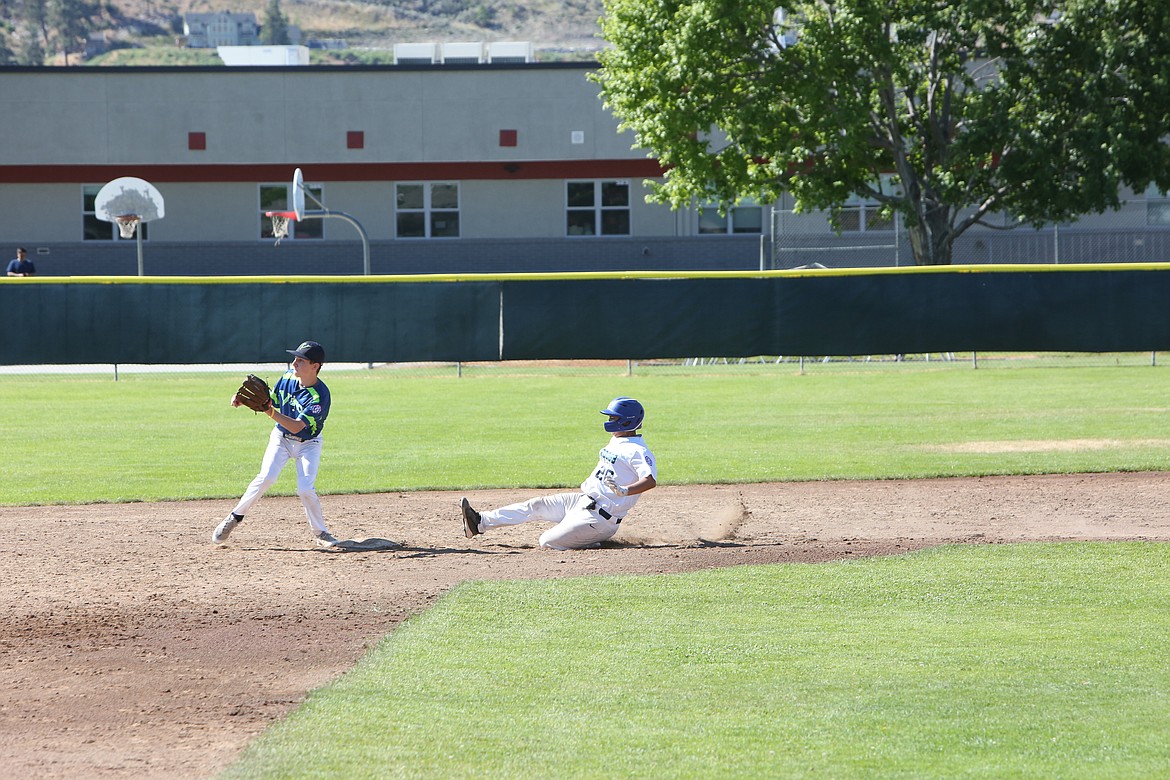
[3,473,1169,779]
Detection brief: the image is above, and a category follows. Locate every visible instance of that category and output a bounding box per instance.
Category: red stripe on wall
[0,159,667,184]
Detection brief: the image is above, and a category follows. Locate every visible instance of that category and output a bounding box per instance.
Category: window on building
[1147,185,1170,225]
[836,177,902,232]
[567,180,630,236]
[83,185,150,241]
[839,194,894,232]
[697,201,764,234]
[259,183,323,240]
[396,182,461,238]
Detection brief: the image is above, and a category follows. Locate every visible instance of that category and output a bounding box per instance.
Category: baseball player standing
[212,341,339,548]
[460,397,657,550]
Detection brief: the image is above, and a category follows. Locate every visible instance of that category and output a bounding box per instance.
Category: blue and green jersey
[272,370,330,440]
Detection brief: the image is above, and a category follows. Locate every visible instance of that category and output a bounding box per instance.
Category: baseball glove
[236,374,273,412]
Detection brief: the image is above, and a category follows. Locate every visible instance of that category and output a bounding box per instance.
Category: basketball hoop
[265,210,298,246]
[115,214,140,240]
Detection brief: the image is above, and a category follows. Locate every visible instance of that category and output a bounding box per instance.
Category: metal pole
[137,228,144,276]
[895,212,901,267]
[306,209,371,275]
[778,206,786,269]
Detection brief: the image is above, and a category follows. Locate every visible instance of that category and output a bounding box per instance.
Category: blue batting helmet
[600,397,645,433]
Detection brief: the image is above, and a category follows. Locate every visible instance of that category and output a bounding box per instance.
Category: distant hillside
[6,0,609,65]
[211,0,603,48]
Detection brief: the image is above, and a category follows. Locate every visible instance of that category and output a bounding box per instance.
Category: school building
[1,62,1167,276]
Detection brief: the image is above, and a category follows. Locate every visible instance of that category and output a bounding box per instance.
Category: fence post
[895,211,901,267]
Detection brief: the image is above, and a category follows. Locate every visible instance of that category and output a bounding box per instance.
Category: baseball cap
[287,340,325,363]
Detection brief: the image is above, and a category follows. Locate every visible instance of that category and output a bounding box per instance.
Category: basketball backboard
[95,176,164,275]
[292,167,306,221]
[267,166,371,274]
[95,177,165,224]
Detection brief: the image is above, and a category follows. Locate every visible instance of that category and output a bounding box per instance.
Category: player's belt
[584,498,620,523]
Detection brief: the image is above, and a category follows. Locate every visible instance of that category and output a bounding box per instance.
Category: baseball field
[3,358,1170,777]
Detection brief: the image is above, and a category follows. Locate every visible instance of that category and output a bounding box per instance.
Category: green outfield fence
[3,265,1170,369]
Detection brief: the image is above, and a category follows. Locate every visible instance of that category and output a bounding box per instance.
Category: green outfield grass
[221,543,1170,779]
[2,363,1168,505]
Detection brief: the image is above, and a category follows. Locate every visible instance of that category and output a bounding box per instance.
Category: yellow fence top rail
[7,262,1170,284]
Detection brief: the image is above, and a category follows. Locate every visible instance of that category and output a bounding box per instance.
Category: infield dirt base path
[3,473,1169,779]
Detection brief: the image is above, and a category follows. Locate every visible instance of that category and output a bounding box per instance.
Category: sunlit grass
[4,363,1169,505]
[221,543,1170,779]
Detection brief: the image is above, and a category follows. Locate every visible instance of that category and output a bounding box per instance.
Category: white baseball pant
[231,427,328,534]
[478,491,620,550]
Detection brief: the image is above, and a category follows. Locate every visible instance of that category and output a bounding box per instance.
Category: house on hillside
[183,12,259,48]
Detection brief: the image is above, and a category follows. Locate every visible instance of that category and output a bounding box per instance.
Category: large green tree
[596,0,1170,265]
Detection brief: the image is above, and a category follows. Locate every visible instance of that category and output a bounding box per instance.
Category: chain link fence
[769,204,1170,269]
[0,353,1165,380]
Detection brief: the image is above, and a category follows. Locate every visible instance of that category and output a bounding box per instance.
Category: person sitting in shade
[6,247,35,277]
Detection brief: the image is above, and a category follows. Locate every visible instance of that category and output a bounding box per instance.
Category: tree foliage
[596,0,1170,265]
[6,0,95,64]
[0,23,16,65]
[260,0,290,45]
[21,0,50,63]
[49,0,91,64]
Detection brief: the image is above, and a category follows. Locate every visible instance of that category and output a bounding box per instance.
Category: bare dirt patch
[3,473,1168,778]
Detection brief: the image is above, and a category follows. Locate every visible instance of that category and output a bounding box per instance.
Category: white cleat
[315,530,339,548]
[212,513,241,544]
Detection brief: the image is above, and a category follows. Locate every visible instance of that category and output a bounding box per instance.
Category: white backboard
[292,168,306,221]
[94,177,165,223]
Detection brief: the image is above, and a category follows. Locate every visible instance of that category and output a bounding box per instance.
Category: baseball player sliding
[212,341,339,548]
[461,397,657,550]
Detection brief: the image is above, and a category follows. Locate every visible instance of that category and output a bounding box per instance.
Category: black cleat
[461,497,481,538]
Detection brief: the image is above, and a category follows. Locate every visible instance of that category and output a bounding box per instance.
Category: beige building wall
[0,65,1164,262]
[0,68,637,167]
